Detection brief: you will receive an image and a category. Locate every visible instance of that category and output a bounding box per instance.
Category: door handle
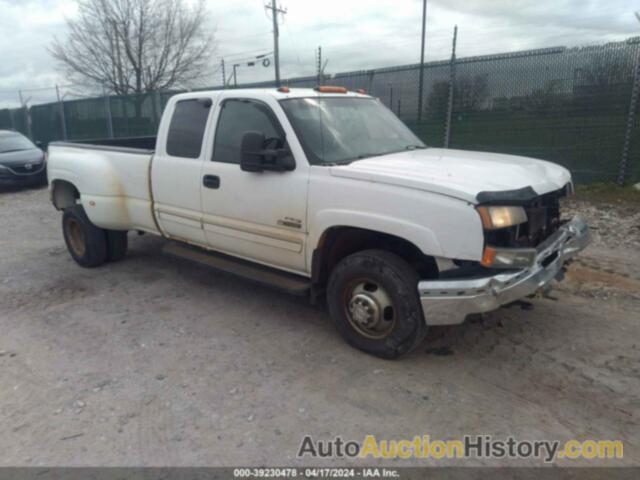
[203,174,220,189]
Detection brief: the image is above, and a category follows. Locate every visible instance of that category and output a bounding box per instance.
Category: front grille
[521,190,562,246]
[485,187,566,248]
[7,163,44,175]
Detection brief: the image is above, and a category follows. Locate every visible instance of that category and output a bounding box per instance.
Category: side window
[212,99,283,164]
[166,99,211,158]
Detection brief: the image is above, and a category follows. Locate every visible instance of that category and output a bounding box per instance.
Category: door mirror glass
[240,131,266,172]
[240,131,294,172]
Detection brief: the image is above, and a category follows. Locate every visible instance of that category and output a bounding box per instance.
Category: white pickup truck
[47,86,589,358]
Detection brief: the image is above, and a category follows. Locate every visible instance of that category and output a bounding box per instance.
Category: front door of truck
[200,95,309,273]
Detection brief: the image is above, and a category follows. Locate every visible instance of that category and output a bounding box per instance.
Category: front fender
[308,209,445,268]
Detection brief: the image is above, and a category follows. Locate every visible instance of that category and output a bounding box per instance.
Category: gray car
[0,130,47,187]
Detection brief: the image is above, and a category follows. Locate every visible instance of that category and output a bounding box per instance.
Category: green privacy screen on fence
[0,37,638,184]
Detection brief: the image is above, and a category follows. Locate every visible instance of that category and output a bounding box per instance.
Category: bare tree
[51,0,214,98]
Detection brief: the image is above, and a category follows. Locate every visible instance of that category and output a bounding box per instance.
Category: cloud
[0,0,637,107]
[0,0,77,106]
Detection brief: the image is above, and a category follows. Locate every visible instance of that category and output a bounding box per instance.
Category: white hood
[329,148,571,204]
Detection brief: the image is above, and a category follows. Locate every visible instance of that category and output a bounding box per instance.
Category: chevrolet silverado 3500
[47,87,589,358]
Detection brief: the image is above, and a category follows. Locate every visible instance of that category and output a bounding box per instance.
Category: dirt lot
[0,186,638,467]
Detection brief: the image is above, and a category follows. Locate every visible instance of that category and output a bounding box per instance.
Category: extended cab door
[200,95,309,274]
[151,97,214,244]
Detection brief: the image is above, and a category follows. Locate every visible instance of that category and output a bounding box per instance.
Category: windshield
[0,133,36,153]
[280,97,425,165]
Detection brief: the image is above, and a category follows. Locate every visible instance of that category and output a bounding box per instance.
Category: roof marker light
[314,86,348,94]
[277,86,290,93]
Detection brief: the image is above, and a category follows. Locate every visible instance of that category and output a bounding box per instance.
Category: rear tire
[327,249,427,359]
[62,205,107,268]
[106,230,128,262]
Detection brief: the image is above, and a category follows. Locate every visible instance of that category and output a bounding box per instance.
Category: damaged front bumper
[418,216,590,326]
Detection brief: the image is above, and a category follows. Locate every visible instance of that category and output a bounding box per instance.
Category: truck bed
[53,135,156,152]
[47,140,158,234]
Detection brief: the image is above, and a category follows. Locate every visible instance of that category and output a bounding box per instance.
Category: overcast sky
[0,0,637,107]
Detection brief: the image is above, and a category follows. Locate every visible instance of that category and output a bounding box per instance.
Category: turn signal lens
[314,86,348,93]
[481,246,536,268]
[477,206,527,230]
[481,246,497,267]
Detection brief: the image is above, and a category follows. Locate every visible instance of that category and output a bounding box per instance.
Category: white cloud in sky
[0,0,637,107]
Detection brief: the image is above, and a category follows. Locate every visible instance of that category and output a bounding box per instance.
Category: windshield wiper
[356,152,386,160]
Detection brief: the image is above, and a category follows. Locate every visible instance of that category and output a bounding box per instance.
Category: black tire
[106,230,128,262]
[327,249,427,359]
[62,205,107,268]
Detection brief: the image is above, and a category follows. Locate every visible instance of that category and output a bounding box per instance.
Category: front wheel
[327,249,427,359]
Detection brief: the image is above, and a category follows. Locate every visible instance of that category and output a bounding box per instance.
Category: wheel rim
[66,218,86,257]
[343,279,396,339]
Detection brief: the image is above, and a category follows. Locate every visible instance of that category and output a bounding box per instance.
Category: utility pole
[265,0,286,86]
[221,59,226,88]
[417,0,427,123]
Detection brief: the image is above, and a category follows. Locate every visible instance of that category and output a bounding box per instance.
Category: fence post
[55,85,68,140]
[151,91,161,129]
[104,87,114,139]
[417,0,427,123]
[444,25,458,148]
[368,71,375,96]
[18,90,33,140]
[618,42,640,186]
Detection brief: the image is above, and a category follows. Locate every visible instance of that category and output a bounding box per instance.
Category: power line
[216,31,272,42]
[215,51,274,64]
[219,47,273,58]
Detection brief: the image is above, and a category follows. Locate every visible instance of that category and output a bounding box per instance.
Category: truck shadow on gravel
[124,233,329,319]
[123,235,619,365]
[0,184,47,194]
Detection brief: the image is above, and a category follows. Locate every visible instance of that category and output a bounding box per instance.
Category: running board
[162,241,311,296]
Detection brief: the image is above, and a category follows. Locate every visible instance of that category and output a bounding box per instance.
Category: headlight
[477,206,527,230]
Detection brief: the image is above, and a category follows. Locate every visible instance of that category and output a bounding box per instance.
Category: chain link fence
[1,37,639,184]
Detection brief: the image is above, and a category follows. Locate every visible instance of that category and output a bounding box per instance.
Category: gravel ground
[0,186,638,467]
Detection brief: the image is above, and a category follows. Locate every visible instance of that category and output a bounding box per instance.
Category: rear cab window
[166,99,212,158]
